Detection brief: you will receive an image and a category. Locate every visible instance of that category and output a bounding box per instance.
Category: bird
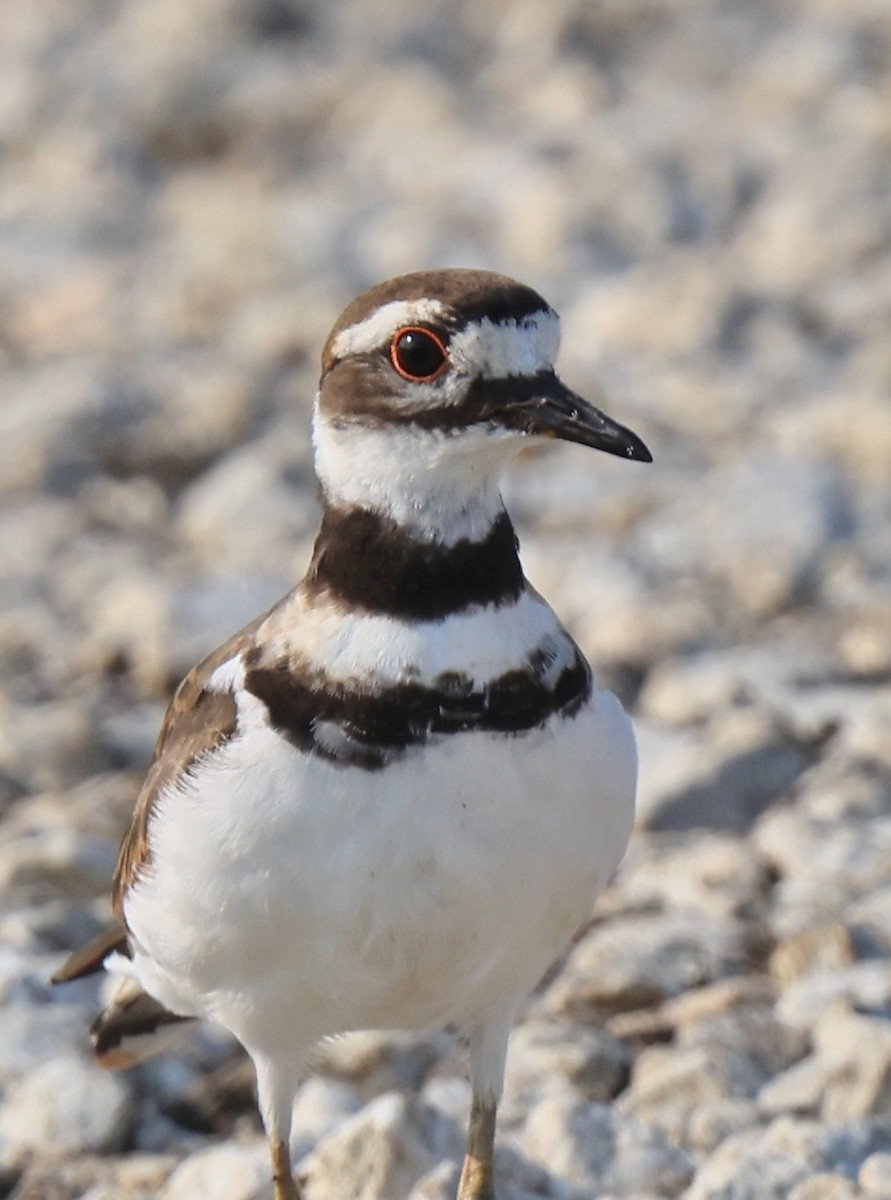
[54,269,651,1199]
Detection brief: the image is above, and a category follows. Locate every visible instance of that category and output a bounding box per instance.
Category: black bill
[498,372,652,463]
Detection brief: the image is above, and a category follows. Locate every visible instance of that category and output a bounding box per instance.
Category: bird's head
[314,269,651,539]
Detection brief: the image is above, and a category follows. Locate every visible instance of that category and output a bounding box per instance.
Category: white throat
[312,405,516,545]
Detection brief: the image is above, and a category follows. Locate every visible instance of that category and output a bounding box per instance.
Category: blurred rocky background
[2,0,891,1197]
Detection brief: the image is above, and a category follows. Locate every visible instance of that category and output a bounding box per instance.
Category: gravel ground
[2,2,891,1197]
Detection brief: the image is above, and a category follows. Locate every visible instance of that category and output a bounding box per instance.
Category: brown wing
[112,615,266,921]
[91,978,194,1069]
[51,924,130,984]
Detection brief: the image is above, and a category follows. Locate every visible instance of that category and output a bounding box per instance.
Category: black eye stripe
[389,326,449,382]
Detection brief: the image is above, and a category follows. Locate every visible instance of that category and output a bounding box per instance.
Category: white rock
[776,963,891,1033]
[635,708,808,832]
[290,1074,362,1159]
[0,1055,132,1154]
[175,426,315,570]
[812,1001,891,1121]
[635,453,849,617]
[787,1174,858,1200]
[0,1002,94,1080]
[685,1099,763,1156]
[548,908,751,1019]
[523,1090,693,1195]
[759,1055,826,1118]
[505,1016,631,1107]
[161,1142,270,1200]
[407,1160,459,1200]
[615,831,769,922]
[299,1092,437,1200]
[314,1028,445,1097]
[860,1152,891,1198]
[620,1044,765,1132]
[687,1115,891,1200]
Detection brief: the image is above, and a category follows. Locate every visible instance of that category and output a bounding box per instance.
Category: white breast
[122,681,637,1063]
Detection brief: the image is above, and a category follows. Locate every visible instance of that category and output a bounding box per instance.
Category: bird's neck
[302,495,524,623]
[307,407,527,620]
[312,409,516,537]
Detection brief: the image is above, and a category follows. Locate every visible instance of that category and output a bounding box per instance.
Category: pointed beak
[495,372,652,463]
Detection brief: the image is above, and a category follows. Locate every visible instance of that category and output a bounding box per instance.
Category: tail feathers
[92,977,194,1070]
[51,925,130,984]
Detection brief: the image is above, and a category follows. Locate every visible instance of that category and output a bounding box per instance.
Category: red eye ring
[389,326,449,382]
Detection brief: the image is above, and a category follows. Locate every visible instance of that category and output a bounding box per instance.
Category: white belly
[123,687,636,1062]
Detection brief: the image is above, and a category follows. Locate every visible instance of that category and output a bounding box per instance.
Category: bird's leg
[457,1017,512,1200]
[254,1052,303,1200]
[271,1137,303,1200]
[456,1095,497,1200]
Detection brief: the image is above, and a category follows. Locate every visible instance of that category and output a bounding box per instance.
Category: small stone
[315,1029,444,1098]
[549,909,752,1020]
[608,976,777,1043]
[621,1044,765,1132]
[686,1099,763,1156]
[505,1016,631,1106]
[0,1055,133,1154]
[787,1175,858,1200]
[408,1160,458,1200]
[759,1055,826,1117]
[635,453,849,617]
[290,1075,362,1159]
[770,924,857,988]
[79,1188,136,1200]
[0,825,117,900]
[813,1000,891,1121]
[408,1157,544,1200]
[0,1003,95,1081]
[614,832,770,923]
[837,607,891,679]
[860,1152,891,1198]
[636,708,809,833]
[683,1121,810,1200]
[776,964,891,1033]
[115,1154,180,1191]
[175,426,314,571]
[160,1143,270,1200]
[523,1090,694,1195]
[299,1092,437,1200]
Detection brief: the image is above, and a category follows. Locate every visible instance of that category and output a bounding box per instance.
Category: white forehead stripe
[450,312,560,380]
[330,299,449,359]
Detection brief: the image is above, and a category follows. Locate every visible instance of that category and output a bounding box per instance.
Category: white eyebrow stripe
[329,302,562,382]
[329,299,450,359]
[449,311,561,380]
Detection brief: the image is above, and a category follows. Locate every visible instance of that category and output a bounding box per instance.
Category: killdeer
[55,269,651,1199]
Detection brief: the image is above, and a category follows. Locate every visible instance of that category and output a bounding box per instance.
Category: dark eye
[390,327,448,382]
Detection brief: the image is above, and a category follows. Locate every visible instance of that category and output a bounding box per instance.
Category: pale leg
[457,1097,497,1200]
[271,1136,303,1200]
[254,1052,304,1200]
[457,1016,513,1200]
